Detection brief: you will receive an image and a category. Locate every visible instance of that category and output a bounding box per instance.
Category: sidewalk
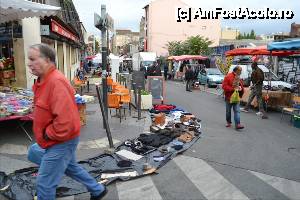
[0,85,151,200]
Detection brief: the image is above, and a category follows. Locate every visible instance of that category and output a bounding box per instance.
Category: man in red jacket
[222,66,245,130]
[27,44,106,200]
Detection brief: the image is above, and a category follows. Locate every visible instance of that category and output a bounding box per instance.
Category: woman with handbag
[222,66,245,130]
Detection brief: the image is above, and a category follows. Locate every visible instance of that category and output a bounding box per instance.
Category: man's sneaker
[226,123,232,127]
[90,187,107,200]
[235,124,244,130]
[262,115,268,119]
[256,112,263,116]
[241,108,249,113]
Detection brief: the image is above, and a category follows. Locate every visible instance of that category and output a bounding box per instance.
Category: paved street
[1,81,300,200]
[94,81,300,200]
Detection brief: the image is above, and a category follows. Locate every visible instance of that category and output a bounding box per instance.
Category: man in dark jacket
[154,61,162,76]
[185,65,194,92]
[241,62,268,119]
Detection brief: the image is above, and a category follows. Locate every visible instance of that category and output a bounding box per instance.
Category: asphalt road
[1,81,300,200]
[96,81,300,200]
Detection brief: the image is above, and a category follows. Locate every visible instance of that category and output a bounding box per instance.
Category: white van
[228,64,294,90]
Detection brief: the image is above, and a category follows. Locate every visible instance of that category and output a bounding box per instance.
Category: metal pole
[96,85,114,148]
[132,83,137,108]
[137,86,142,120]
[101,5,108,120]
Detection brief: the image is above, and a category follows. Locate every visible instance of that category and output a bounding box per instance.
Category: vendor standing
[27,44,106,200]
[241,62,268,119]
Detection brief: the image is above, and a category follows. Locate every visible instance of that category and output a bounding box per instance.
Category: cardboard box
[77,103,86,126]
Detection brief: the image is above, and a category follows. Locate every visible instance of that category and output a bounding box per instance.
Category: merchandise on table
[0,87,33,118]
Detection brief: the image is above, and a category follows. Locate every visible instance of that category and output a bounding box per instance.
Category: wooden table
[241,87,292,108]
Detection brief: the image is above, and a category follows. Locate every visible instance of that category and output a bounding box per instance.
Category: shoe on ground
[235,124,244,130]
[226,123,231,127]
[256,112,263,116]
[240,108,249,113]
[262,115,268,119]
[90,187,107,200]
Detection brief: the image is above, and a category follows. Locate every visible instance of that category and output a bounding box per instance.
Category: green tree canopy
[166,35,212,56]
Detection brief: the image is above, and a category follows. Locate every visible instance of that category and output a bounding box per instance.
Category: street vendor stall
[0,86,34,140]
[241,87,292,109]
[167,55,208,81]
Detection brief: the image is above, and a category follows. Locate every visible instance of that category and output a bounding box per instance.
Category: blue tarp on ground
[267,39,300,51]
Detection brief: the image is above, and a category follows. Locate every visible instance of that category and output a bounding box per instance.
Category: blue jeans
[226,101,241,126]
[28,137,104,200]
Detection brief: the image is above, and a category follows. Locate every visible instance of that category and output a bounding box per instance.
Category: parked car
[228,64,295,91]
[198,68,225,87]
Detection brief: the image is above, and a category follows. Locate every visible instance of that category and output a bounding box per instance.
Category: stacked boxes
[77,103,86,126]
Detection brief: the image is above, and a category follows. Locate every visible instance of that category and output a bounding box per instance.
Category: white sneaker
[256,112,263,116]
[241,108,249,113]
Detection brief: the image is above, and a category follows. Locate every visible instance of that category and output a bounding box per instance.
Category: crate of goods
[293,115,300,129]
[77,103,86,126]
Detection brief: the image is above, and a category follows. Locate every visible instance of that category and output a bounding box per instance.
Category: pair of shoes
[235,124,244,130]
[90,187,107,200]
[240,108,249,113]
[225,123,231,127]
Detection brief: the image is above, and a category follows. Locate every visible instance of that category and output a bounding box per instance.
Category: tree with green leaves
[250,29,256,39]
[166,35,212,56]
[165,41,184,56]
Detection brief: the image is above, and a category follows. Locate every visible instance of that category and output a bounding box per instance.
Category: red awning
[168,55,208,61]
[225,46,299,56]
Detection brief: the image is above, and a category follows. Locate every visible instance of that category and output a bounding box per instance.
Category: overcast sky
[73,0,300,35]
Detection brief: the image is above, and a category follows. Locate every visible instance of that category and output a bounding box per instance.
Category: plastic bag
[230,90,240,104]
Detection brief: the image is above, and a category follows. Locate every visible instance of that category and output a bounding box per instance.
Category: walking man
[185,65,193,92]
[27,44,106,200]
[222,66,245,129]
[241,62,268,119]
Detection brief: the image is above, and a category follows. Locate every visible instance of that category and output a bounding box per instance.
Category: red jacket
[32,67,80,149]
[222,72,244,101]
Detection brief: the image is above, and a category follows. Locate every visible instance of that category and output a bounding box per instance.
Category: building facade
[221,28,240,40]
[116,29,139,55]
[142,0,221,56]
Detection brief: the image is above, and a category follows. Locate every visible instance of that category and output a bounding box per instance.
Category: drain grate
[86,111,96,115]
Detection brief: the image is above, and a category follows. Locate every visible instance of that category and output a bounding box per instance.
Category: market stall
[241,87,292,109]
[225,45,299,110]
[0,86,34,140]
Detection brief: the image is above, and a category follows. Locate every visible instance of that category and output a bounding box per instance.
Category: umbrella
[267,39,300,51]
[225,45,299,56]
[0,0,61,24]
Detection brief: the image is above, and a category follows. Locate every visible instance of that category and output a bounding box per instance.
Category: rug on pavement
[0,105,202,200]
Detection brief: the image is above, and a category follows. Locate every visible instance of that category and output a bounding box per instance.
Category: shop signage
[40,25,50,35]
[51,19,78,42]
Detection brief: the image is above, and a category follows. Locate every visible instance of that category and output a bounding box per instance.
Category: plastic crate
[293,115,300,129]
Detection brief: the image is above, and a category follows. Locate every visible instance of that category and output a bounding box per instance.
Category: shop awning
[225,45,299,56]
[267,39,300,51]
[0,0,61,24]
[167,55,208,61]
